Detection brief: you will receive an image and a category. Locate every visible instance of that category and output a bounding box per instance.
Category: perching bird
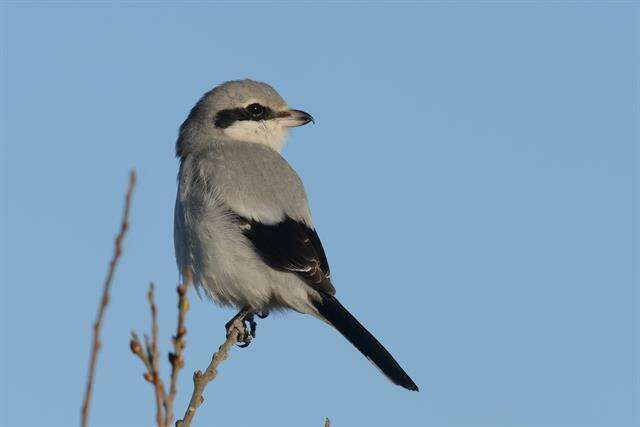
[174,79,418,391]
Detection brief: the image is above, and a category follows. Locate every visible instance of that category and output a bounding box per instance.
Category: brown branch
[175,307,251,427]
[324,418,331,427]
[164,271,191,427]
[130,275,191,427]
[130,331,153,374]
[80,170,136,427]
[131,283,168,427]
[148,283,167,427]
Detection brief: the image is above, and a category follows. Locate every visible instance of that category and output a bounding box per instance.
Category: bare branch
[175,307,251,427]
[130,331,153,373]
[148,283,167,427]
[324,417,331,427]
[131,284,168,427]
[164,271,191,427]
[80,170,136,427]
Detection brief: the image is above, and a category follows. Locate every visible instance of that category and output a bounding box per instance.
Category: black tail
[312,294,419,391]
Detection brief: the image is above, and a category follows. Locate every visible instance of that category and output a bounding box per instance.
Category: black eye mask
[214,103,280,128]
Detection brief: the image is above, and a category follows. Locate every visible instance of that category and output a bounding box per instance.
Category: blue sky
[1,2,638,427]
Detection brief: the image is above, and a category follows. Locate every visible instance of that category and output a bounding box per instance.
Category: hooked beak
[276,109,315,127]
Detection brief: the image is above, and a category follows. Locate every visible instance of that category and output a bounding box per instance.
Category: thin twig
[148,283,167,427]
[80,170,136,427]
[131,284,168,427]
[130,331,153,373]
[324,417,331,427]
[175,307,251,427]
[164,271,191,427]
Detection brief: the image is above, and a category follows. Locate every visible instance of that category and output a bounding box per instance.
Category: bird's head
[176,79,314,157]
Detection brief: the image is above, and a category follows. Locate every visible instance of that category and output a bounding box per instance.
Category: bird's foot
[236,313,257,347]
[225,307,261,348]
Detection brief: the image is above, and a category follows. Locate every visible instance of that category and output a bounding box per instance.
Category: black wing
[234,213,335,295]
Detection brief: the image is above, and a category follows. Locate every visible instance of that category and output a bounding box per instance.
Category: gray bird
[174,79,418,391]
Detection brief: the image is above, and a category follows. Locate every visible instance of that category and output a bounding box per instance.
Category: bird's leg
[224,306,264,348]
[225,306,252,346]
[246,313,257,338]
[225,306,251,333]
[236,312,256,348]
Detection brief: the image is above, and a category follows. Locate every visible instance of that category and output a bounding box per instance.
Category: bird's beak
[276,109,315,127]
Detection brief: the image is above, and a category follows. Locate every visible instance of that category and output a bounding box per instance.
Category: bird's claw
[236,337,251,348]
[236,315,255,347]
[230,321,252,348]
[225,309,262,348]
[246,314,257,338]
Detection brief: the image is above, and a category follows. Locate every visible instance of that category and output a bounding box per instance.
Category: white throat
[223,120,289,152]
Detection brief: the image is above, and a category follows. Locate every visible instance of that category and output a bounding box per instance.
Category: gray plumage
[175,139,319,312]
[175,80,318,312]
[174,79,418,391]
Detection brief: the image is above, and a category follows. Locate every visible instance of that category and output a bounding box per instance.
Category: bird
[174,79,418,391]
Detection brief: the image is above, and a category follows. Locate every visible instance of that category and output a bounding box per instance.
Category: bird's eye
[246,103,265,118]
